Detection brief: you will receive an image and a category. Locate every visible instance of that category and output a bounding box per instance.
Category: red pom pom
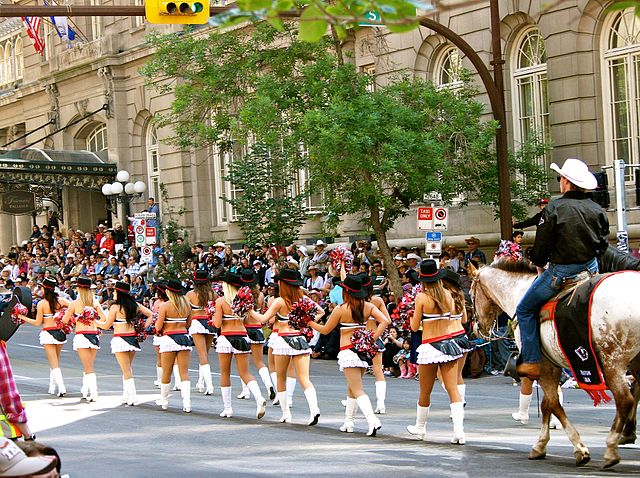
[53,307,73,335]
[288,297,316,340]
[10,303,28,325]
[232,287,255,318]
[77,306,98,326]
[350,328,378,361]
[329,245,354,272]
[392,284,421,332]
[134,314,148,343]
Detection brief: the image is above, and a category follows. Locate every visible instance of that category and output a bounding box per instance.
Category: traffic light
[589,170,610,209]
[145,0,209,24]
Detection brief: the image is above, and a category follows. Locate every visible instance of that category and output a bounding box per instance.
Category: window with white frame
[90,0,102,41]
[146,125,161,206]
[602,7,640,180]
[433,47,463,90]
[212,142,245,224]
[0,44,5,85]
[14,38,22,80]
[511,27,549,166]
[86,124,108,157]
[4,42,12,82]
[44,20,56,61]
[132,0,145,28]
[297,167,324,213]
[0,36,24,86]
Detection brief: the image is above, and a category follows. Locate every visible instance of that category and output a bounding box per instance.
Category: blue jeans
[515,258,598,364]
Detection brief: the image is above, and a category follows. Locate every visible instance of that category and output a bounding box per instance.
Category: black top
[529,191,609,267]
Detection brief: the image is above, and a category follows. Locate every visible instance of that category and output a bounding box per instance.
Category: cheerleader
[20,278,70,397]
[359,274,391,414]
[151,281,168,388]
[62,276,107,402]
[155,279,194,413]
[212,272,266,419]
[308,274,387,436]
[248,268,323,425]
[237,269,275,400]
[407,260,465,445]
[95,281,153,406]
[186,271,216,395]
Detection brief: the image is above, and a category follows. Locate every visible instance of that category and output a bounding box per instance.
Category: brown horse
[471,259,640,469]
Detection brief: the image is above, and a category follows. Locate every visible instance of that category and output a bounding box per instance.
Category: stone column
[0,214,15,253]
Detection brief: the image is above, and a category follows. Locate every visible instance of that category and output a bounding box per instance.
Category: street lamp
[101,170,147,244]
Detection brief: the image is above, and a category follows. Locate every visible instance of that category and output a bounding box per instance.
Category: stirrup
[503,352,521,383]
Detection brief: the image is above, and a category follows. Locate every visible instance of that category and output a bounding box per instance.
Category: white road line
[16,343,69,353]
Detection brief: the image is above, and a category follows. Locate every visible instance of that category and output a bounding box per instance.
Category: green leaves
[299,4,329,42]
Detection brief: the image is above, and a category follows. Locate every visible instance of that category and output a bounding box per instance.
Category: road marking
[16,343,69,353]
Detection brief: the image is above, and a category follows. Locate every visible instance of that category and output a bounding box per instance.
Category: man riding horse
[515,158,610,380]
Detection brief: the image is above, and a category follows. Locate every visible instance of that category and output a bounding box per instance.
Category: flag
[21,17,45,56]
[43,1,77,48]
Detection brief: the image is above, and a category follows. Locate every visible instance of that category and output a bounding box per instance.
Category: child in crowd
[394,340,416,379]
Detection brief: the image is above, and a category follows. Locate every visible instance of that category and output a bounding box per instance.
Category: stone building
[0,0,638,253]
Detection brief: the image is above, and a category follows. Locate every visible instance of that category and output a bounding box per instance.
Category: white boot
[247,380,267,419]
[286,377,296,408]
[121,376,128,405]
[237,380,250,399]
[52,368,66,397]
[304,387,320,426]
[512,393,532,424]
[258,367,275,400]
[196,366,205,393]
[450,402,465,444]
[277,391,291,423]
[172,364,181,391]
[458,384,466,406]
[356,395,381,436]
[202,364,214,395]
[155,366,162,389]
[86,373,98,402]
[550,388,563,429]
[375,381,386,414]
[181,380,192,413]
[156,383,169,410]
[81,373,88,400]
[340,397,356,433]
[48,369,55,395]
[407,403,429,440]
[270,372,279,404]
[219,386,233,417]
[124,378,137,406]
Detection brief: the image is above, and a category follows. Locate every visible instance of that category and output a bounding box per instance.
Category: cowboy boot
[450,402,465,444]
[512,393,532,424]
[340,397,356,433]
[48,369,56,395]
[219,386,233,417]
[125,378,137,406]
[277,391,291,423]
[407,403,429,440]
[196,366,205,393]
[202,364,214,395]
[304,387,320,426]
[375,381,386,414]
[258,367,275,400]
[356,395,381,437]
[156,383,169,410]
[52,368,66,397]
[247,380,267,419]
[181,380,192,413]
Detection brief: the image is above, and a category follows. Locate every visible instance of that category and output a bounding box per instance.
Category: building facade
[0,0,638,252]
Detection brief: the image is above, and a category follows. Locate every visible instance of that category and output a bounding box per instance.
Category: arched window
[145,125,161,204]
[0,45,5,85]
[433,47,463,90]
[511,27,549,165]
[86,124,108,159]
[602,7,640,178]
[4,41,13,83]
[14,37,23,80]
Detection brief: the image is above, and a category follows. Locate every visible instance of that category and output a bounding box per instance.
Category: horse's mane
[489,258,537,275]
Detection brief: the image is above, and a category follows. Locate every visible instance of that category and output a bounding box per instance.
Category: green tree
[223,144,308,246]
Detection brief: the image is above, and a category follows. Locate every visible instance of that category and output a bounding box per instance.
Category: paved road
[8,327,640,477]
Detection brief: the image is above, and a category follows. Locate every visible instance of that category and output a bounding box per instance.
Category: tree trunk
[369,206,403,301]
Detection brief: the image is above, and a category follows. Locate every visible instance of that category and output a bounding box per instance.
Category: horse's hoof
[619,434,636,445]
[602,457,620,469]
[574,451,591,467]
[528,449,546,460]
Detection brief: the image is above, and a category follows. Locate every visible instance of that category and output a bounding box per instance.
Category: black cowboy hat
[193,270,209,284]
[338,274,368,299]
[166,279,186,295]
[277,268,304,287]
[442,269,461,287]
[220,271,243,288]
[406,269,420,285]
[416,259,446,283]
[157,280,167,292]
[76,276,95,289]
[42,278,57,291]
[115,281,130,294]
[239,269,258,287]
[358,273,373,291]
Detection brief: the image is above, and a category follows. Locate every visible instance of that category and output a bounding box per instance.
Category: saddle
[539,270,593,322]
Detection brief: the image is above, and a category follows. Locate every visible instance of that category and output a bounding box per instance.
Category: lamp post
[101,170,147,246]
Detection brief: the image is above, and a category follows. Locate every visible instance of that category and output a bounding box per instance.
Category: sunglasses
[556,175,563,182]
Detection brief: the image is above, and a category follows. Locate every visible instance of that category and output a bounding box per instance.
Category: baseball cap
[0,437,56,476]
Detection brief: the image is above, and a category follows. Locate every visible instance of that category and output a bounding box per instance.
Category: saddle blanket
[540,273,612,406]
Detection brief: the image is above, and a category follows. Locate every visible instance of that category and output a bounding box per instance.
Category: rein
[471,271,500,341]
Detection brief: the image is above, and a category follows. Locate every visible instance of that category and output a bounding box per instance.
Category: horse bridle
[470,271,501,341]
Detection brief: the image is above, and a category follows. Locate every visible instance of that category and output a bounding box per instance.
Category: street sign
[145,227,157,245]
[140,245,153,264]
[417,206,433,230]
[433,206,448,231]
[423,191,442,203]
[425,231,442,255]
[134,212,156,220]
[359,10,382,27]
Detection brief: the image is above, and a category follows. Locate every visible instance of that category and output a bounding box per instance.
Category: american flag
[22,17,45,55]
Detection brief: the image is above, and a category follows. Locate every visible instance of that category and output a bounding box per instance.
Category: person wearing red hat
[62,276,107,402]
[155,279,194,413]
[513,197,549,230]
[20,278,70,397]
[186,271,217,396]
[95,281,153,406]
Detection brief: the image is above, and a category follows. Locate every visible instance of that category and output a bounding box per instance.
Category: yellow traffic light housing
[145,0,209,24]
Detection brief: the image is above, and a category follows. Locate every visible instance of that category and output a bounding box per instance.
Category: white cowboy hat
[214,242,225,248]
[298,245,309,256]
[314,240,326,247]
[550,158,598,190]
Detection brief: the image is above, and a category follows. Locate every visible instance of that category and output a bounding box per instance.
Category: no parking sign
[140,245,153,264]
[134,219,146,247]
[433,207,448,231]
